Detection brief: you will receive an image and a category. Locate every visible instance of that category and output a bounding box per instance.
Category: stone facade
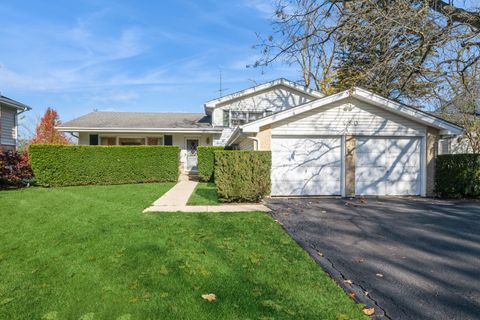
[345,135,356,197]
[426,127,440,197]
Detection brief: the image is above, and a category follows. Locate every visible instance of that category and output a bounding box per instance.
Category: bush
[435,154,480,198]
[0,150,34,188]
[197,146,225,182]
[29,145,179,187]
[214,151,271,202]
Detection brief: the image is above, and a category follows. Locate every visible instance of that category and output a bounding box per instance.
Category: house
[57,79,463,197]
[0,95,31,151]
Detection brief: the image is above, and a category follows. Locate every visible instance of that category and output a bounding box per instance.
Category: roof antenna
[216,68,229,98]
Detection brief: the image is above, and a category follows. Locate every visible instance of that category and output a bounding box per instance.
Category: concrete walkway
[143,175,270,213]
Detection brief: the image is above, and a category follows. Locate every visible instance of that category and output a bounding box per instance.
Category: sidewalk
[143,175,270,213]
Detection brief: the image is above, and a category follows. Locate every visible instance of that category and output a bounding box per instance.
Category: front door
[186,139,199,172]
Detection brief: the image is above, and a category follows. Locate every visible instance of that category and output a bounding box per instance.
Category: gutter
[55,127,223,134]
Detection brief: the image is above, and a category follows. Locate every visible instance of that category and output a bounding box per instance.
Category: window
[164,135,173,146]
[100,137,116,145]
[248,111,265,121]
[147,137,163,145]
[89,134,99,145]
[223,110,230,127]
[119,138,144,145]
[231,111,248,126]
[227,110,268,127]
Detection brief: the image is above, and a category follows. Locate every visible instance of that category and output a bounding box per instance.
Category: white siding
[238,137,254,150]
[272,98,425,136]
[0,106,16,145]
[438,136,473,154]
[212,85,315,127]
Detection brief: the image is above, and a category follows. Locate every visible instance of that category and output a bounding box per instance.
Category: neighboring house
[0,95,31,151]
[57,79,463,197]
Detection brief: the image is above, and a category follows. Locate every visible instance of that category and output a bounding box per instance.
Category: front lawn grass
[0,183,367,320]
[187,182,219,205]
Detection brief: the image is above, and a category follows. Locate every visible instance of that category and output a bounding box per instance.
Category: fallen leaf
[356,258,364,263]
[376,273,384,278]
[317,251,324,257]
[348,292,356,299]
[363,307,375,316]
[202,293,216,302]
[344,279,353,284]
[360,198,367,204]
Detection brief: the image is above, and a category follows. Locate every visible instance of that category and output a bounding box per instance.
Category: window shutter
[89,134,99,145]
[164,135,173,146]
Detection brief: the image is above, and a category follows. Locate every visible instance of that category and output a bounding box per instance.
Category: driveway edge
[270,210,390,320]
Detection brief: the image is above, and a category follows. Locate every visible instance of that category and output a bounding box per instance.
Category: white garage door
[355,137,422,195]
[271,136,342,196]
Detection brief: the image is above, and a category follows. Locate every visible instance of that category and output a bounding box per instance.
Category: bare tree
[436,61,480,153]
[254,0,480,105]
[253,0,339,94]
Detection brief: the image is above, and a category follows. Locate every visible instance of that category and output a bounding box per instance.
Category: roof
[227,87,464,145]
[203,78,324,112]
[0,95,31,111]
[57,111,222,133]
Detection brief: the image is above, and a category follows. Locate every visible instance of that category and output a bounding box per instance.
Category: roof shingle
[59,112,213,129]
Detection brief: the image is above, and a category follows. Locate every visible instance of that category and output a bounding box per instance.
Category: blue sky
[0,0,295,138]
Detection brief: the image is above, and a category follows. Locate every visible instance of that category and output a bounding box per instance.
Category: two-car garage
[230,87,463,197]
[271,136,422,197]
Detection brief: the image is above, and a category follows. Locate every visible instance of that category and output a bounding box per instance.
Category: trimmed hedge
[214,151,271,202]
[197,146,225,182]
[435,154,480,198]
[29,144,179,187]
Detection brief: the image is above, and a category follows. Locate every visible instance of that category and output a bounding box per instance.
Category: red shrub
[0,150,34,188]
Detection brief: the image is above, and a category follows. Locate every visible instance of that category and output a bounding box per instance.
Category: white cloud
[242,0,275,18]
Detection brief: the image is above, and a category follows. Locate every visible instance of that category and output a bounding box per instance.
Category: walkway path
[143,175,270,213]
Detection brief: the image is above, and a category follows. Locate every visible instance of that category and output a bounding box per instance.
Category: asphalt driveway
[267,197,480,320]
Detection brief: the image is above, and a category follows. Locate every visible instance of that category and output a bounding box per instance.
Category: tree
[435,61,480,153]
[253,0,338,94]
[31,108,69,145]
[255,0,480,106]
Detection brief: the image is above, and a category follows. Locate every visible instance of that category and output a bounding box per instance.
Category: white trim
[0,97,31,111]
[204,78,324,111]
[237,88,463,136]
[56,127,222,134]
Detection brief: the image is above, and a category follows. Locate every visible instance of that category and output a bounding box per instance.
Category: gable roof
[57,111,222,133]
[0,95,31,111]
[227,87,463,144]
[203,78,324,112]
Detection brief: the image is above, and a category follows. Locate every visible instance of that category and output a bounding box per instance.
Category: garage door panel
[356,167,387,181]
[387,180,420,195]
[356,153,385,167]
[305,166,342,178]
[356,137,421,196]
[304,180,341,195]
[271,136,342,196]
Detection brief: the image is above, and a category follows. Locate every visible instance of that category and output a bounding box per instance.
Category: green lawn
[0,184,367,320]
[187,182,220,205]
